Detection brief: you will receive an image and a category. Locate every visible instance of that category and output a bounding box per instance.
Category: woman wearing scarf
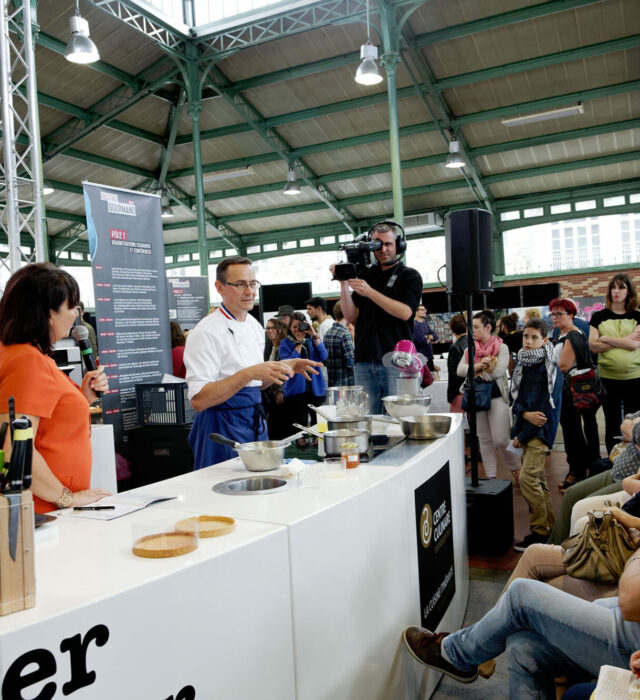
[510,318,563,550]
[457,309,520,479]
[550,298,602,491]
[278,312,327,445]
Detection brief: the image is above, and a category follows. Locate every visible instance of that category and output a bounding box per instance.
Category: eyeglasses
[550,311,567,317]
[224,280,261,290]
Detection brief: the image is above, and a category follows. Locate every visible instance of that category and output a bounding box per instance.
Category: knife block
[0,492,35,615]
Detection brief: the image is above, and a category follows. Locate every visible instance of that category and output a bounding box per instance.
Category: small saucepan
[292,424,370,456]
[209,433,291,471]
[308,405,399,433]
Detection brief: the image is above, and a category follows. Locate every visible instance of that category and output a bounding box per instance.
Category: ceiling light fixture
[42,180,55,195]
[160,191,174,218]
[283,166,301,196]
[445,138,465,169]
[355,0,383,86]
[65,1,100,64]
[202,166,255,183]
[502,102,584,127]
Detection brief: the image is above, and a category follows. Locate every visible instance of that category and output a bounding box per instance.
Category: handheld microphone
[71,325,101,397]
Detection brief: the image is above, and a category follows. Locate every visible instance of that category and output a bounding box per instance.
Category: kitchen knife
[5,494,20,561]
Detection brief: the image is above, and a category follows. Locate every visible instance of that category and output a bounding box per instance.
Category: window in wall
[622,220,631,262]
[552,228,561,269]
[591,224,601,266]
[577,226,588,267]
[564,227,575,268]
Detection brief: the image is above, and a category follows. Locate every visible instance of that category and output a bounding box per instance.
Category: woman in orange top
[0,263,111,512]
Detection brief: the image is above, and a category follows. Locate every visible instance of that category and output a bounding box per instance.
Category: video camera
[332,234,382,281]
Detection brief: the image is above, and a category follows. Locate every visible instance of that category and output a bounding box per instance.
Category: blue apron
[188,386,267,469]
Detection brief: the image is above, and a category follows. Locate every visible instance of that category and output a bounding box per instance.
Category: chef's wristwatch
[56,487,73,509]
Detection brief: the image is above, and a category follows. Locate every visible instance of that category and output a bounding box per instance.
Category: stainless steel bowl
[395,414,451,440]
[382,394,432,418]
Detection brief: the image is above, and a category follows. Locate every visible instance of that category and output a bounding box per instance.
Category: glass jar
[340,442,360,469]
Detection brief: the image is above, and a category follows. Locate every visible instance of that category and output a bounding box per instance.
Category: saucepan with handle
[209,433,291,471]
[292,424,370,456]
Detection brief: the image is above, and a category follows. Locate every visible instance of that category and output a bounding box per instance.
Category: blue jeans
[442,578,640,699]
[354,362,391,415]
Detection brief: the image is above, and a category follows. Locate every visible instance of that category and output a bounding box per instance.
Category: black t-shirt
[502,330,524,356]
[351,262,423,362]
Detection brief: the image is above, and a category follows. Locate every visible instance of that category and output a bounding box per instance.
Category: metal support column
[377,1,404,226]
[185,47,208,277]
[0,0,47,272]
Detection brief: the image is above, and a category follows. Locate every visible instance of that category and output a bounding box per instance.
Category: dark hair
[449,313,467,336]
[525,318,548,336]
[266,318,288,348]
[289,311,306,330]
[170,320,185,348]
[498,312,518,334]
[472,308,496,332]
[0,263,80,355]
[216,256,253,282]
[305,296,327,312]
[606,273,638,312]
[369,222,398,237]
[333,300,343,321]
[549,297,577,317]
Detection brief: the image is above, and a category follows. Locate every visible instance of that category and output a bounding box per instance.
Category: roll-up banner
[83,182,172,443]
[167,277,209,331]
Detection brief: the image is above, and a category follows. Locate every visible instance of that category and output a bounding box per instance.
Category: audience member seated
[403,547,640,697]
[548,416,640,545]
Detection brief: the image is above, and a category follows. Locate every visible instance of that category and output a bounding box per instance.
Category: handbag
[568,368,606,413]
[461,378,493,412]
[561,510,637,585]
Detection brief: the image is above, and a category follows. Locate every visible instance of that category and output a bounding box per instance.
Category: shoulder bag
[564,331,606,413]
[561,510,637,585]
[461,378,493,412]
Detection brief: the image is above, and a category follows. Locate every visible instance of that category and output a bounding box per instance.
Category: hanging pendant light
[355,0,383,86]
[283,166,301,195]
[42,180,55,195]
[445,138,465,169]
[160,191,174,218]
[65,1,100,64]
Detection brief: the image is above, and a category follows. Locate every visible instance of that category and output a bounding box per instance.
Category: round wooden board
[132,532,197,558]
[174,515,236,538]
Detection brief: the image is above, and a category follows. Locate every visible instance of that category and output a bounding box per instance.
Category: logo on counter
[420,503,433,548]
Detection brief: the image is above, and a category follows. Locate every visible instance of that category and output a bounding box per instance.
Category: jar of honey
[340,442,360,469]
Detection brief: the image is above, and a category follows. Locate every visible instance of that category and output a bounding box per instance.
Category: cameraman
[330,222,423,414]
[279,312,328,438]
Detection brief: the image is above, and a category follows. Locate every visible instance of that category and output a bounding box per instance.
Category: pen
[73,506,116,511]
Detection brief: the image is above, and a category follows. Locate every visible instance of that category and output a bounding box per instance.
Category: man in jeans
[403,555,640,698]
[330,222,422,414]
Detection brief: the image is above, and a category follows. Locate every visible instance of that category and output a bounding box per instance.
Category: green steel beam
[157,90,186,189]
[413,0,603,47]
[205,62,357,234]
[482,150,640,184]
[499,203,639,231]
[454,80,640,127]
[86,0,189,58]
[62,147,157,178]
[435,35,640,91]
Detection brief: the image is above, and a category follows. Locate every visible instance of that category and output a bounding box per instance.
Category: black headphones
[366,220,407,255]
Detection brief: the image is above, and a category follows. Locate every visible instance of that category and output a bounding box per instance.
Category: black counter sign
[414,462,455,631]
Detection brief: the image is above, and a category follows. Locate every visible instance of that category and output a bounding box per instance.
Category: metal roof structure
[2,0,639,275]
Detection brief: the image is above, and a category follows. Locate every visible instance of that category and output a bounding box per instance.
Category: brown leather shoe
[478,659,496,679]
[402,626,478,684]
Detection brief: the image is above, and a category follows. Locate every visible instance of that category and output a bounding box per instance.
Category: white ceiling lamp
[160,191,174,218]
[65,1,100,64]
[42,180,55,195]
[445,138,465,169]
[283,166,301,196]
[203,166,255,183]
[355,0,383,86]
[502,102,584,127]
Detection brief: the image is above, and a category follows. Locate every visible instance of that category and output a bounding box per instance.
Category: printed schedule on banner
[167,276,209,331]
[83,183,172,442]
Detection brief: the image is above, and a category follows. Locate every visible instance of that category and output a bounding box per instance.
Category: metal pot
[308,404,372,433]
[393,414,452,440]
[382,393,432,419]
[209,433,291,471]
[292,424,370,456]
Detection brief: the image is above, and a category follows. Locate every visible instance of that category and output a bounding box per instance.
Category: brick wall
[499,268,640,298]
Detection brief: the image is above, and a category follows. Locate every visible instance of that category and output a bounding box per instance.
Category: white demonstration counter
[0,415,468,700]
